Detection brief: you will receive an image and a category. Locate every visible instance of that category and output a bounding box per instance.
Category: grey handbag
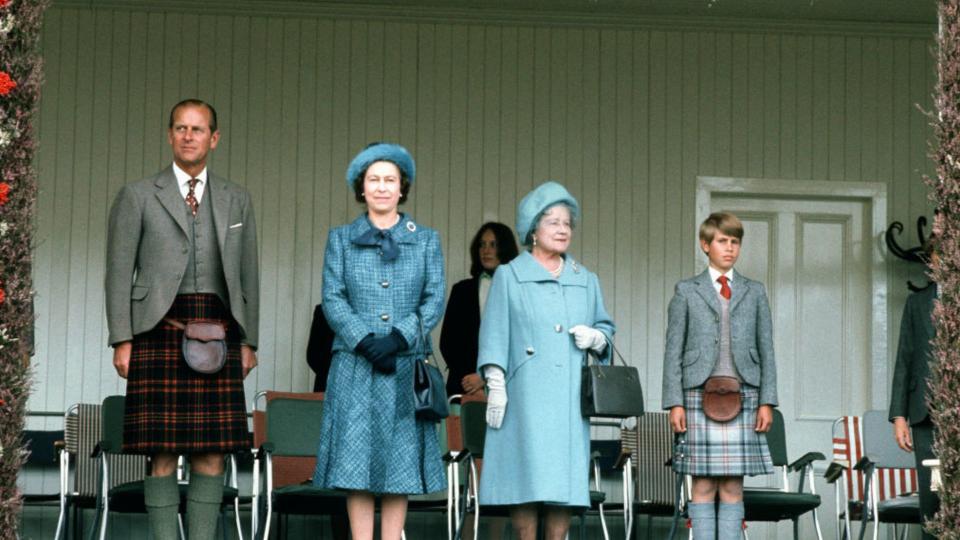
[164,318,227,374]
[581,344,645,418]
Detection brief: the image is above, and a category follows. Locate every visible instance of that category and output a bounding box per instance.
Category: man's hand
[893,417,913,452]
[241,345,258,379]
[670,406,687,433]
[112,341,133,378]
[461,373,484,395]
[755,404,774,432]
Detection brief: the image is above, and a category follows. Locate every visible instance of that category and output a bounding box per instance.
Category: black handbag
[412,320,449,422]
[580,344,644,418]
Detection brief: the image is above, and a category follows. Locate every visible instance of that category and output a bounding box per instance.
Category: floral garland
[0,0,47,536]
[929,1,960,538]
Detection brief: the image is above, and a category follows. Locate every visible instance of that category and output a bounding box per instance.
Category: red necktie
[185,178,199,216]
[718,275,731,300]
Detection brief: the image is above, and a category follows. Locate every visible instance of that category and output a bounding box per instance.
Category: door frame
[695,176,889,409]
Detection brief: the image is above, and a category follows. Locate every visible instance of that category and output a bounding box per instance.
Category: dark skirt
[673,386,773,477]
[123,293,250,454]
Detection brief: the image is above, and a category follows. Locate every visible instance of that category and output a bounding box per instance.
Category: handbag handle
[583,335,629,368]
[415,316,436,365]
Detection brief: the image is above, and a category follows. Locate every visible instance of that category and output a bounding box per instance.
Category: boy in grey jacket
[662,212,778,540]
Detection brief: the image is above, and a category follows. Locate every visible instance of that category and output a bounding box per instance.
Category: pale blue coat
[477,251,615,507]
[313,213,447,495]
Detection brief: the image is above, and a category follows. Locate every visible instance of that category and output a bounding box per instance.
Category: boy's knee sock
[688,502,717,540]
[144,474,180,540]
[717,501,745,540]
[186,472,224,540]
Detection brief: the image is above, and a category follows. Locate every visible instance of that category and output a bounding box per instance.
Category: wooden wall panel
[25,3,936,536]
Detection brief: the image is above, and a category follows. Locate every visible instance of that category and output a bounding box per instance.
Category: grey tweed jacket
[661,269,778,409]
[105,166,260,348]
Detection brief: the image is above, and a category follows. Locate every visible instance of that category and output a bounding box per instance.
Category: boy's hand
[669,406,686,433]
[755,404,774,432]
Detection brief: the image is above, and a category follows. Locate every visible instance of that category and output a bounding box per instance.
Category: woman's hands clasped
[355,329,408,374]
[568,325,607,353]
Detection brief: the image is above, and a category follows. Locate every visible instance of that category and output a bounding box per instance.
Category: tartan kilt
[123,293,251,454]
[673,386,773,477]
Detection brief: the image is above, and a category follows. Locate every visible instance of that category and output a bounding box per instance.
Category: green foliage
[0,0,48,537]
[928,2,960,538]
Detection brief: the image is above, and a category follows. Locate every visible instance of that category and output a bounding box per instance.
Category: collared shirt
[173,162,208,204]
[708,265,734,295]
[478,272,493,317]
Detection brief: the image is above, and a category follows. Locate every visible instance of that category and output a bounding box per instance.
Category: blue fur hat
[516,181,580,246]
[345,142,416,187]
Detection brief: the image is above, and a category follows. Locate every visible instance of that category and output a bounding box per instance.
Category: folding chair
[617,411,681,540]
[824,415,918,540]
[54,403,144,540]
[89,395,243,540]
[852,411,922,540]
[251,391,345,540]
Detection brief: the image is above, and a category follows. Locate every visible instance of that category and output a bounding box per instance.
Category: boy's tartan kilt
[123,293,251,454]
[673,386,774,477]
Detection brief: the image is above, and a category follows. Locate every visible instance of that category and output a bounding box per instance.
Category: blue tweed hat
[516,181,580,246]
[345,142,416,187]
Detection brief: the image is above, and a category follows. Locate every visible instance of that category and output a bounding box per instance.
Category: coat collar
[347,212,420,245]
[154,166,231,247]
[695,268,749,315]
[510,251,587,286]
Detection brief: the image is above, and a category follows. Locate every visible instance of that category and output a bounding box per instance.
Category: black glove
[354,329,408,374]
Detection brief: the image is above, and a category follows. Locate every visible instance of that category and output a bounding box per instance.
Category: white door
[708,192,875,539]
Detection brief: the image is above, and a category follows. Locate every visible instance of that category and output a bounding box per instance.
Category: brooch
[406,221,417,232]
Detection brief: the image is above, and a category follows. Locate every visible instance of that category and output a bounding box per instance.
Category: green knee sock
[187,472,224,540]
[144,474,180,540]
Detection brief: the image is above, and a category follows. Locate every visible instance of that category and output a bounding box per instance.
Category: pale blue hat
[345,142,416,187]
[516,181,580,246]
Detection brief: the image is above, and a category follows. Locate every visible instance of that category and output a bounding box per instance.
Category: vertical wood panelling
[29,7,936,534]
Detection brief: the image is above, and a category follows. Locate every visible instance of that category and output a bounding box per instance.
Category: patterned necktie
[718,275,731,300]
[185,178,199,216]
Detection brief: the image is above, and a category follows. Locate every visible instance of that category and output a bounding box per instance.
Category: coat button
[525,347,535,355]
[381,313,390,321]
[715,337,720,344]
[554,324,563,333]
[182,248,188,254]
[381,281,390,288]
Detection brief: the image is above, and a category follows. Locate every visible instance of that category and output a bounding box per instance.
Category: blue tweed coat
[313,213,447,495]
[477,251,615,507]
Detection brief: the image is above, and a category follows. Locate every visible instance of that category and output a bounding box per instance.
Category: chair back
[765,409,789,467]
[266,397,325,458]
[98,396,150,487]
[253,391,324,487]
[23,429,64,466]
[623,411,676,507]
[832,414,917,502]
[459,401,487,458]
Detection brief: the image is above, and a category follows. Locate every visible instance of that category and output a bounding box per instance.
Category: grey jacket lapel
[209,173,230,252]
[727,270,747,314]
[693,269,721,315]
[154,167,189,237]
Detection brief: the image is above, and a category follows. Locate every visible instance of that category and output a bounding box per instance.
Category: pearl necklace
[549,258,564,279]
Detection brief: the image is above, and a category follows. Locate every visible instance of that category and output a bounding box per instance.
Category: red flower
[0,286,5,304]
[0,182,8,205]
[0,72,16,95]
[0,0,10,9]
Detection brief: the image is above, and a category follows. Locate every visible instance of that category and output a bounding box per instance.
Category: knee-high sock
[187,472,224,540]
[144,474,180,540]
[717,501,744,540]
[688,502,716,540]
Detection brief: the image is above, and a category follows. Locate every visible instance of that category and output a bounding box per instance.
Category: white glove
[569,325,607,353]
[484,365,508,429]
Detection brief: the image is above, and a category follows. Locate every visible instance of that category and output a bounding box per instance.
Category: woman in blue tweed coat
[313,143,446,539]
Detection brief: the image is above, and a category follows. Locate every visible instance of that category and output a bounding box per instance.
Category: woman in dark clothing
[440,222,519,397]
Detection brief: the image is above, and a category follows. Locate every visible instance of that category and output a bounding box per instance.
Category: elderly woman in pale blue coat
[477,181,615,540]
[313,143,446,540]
